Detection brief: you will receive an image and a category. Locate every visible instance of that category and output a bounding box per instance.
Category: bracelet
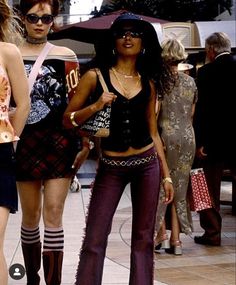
[162,177,173,184]
[70,111,79,127]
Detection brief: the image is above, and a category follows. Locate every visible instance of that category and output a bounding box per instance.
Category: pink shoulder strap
[28,42,54,94]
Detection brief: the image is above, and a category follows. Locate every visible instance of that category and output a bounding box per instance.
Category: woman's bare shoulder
[84,68,98,78]
[78,69,98,91]
[0,42,20,55]
[81,68,98,83]
[50,45,76,57]
[0,42,22,64]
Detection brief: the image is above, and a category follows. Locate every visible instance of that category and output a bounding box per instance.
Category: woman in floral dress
[155,39,198,255]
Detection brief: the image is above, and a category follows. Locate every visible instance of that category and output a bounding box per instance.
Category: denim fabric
[75,147,161,285]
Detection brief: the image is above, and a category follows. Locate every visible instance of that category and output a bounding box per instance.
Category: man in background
[193,32,236,246]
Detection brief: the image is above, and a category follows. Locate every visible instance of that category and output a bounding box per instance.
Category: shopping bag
[189,168,212,211]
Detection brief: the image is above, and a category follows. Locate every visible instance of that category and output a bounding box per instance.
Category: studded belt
[100,152,157,167]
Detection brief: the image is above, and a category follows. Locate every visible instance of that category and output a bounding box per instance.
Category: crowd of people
[0,0,235,284]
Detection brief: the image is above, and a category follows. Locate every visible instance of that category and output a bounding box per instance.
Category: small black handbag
[79,69,111,137]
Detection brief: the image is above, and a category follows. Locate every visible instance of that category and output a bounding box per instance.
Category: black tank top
[96,69,153,152]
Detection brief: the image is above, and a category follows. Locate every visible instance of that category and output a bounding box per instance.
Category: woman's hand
[71,147,90,172]
[163,181,174,204]
[196,146,207,159]
[95,91,117,111]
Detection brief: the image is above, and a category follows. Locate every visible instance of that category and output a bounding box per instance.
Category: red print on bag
[190,168,212,212]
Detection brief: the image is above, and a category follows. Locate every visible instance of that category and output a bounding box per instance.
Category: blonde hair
[0,0,23,44]
[161,38,188,64]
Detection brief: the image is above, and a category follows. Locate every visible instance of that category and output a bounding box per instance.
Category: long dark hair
[86,15,170,96]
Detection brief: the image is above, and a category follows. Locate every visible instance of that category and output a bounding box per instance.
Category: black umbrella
[48,10,168,44]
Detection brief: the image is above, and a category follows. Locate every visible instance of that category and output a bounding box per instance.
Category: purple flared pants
[75,147,161,285]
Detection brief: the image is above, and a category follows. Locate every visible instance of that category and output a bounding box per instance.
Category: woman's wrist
[162,177,173,184]
[90,103,99,113]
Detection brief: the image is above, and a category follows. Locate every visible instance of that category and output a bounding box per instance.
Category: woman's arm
[63,69,116,129]
[191,81,198,121]
[6,44,30,137]
[148,81,174,203]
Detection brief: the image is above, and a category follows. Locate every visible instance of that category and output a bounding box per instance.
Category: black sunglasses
[26,14,54,25]
[114,30,143,39]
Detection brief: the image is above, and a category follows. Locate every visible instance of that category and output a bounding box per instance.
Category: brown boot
[21,241,41,285]
[43,251,63,285]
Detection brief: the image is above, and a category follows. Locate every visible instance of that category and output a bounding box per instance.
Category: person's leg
[154,184,169,250]
[167,162,193,254]
[165,203,182,255]
[195,208,222,245]
[0,207,10,285]
[154,221,169,251]
[18,181,42,285]
[129,158,160,285]
[194,160,223,245]
[42,178,71,285]
[170,203,180,242]
[75,163,127,285]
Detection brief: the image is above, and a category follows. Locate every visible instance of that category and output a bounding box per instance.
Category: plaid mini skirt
[16,126,79,181]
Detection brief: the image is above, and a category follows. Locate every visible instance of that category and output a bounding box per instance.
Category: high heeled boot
[21,241,41,285]
[43,251,63,285]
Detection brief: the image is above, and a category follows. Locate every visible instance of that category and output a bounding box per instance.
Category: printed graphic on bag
[81,108,110,131]
[79,105,111,137]
[78,68,111,137]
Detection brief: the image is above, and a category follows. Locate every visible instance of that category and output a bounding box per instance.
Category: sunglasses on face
[114,30,143,39]
[25,14,54,25]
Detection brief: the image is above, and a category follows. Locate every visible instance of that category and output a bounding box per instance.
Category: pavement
[5,159,236,285]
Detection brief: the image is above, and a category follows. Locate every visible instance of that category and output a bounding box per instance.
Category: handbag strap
[28,42,54,94]
[95,68,109,92]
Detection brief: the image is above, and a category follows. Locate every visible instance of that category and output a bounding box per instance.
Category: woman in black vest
[63,12,174,285]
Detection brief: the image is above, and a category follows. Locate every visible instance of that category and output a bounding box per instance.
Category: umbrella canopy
[72,10,168,29]
[49,10,168,44]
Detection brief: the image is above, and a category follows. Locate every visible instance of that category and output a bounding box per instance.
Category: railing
[55,14,93,26]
